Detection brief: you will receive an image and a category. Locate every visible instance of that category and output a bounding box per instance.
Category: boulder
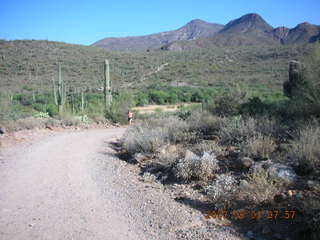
[238,157,254,169]
[267,163,297,183]
[184,150,200,161]
[249,159,273,174]
[157,144,177,155]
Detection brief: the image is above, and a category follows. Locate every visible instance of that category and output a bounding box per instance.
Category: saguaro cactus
[104,59,112,111]
[53,62,66,114]
[283,60,306,98]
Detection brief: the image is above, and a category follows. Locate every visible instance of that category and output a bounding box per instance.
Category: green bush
[135,93,149,106]
[46,104,59,117]
[240,97,271,116]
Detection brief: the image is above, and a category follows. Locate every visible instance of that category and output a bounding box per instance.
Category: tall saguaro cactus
[53,62,66,114]
[104,59,112,112]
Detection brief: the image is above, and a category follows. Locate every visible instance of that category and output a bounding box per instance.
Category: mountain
[162,14,320,51]
[219,13,273,34]
[283,22,320,44]
[92,20,224,51]
[92,13,320,52]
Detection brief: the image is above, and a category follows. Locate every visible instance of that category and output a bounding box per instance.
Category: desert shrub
[46,103,59,117]
[173,151,219,181]
[187,111,224,136]
[255,116,288,139]
[13,93,33,106]
[156,152,179,169]
[60,114,81,126]
[15,117,45,130]
[44,118,61,128]
[90,114,107,124]
[135,93,149,106]
[239,169,282,204]
[149,90,169,104]
[209,83,250,116]
[239,97,272,116]
[218,116,258,145]
[122,125,168,154]
[191,141,224,156]
[288,124,320,172]
[106,92,135,124]
[241,134,276,159]
[142,116,193,143]
[122,116,193,154]
[142,172,157,183]
[205,174,238,208]
[211,94,240,116]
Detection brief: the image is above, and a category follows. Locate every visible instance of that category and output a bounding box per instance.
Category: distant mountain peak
[220,13,273,33]
[188,19,206,24]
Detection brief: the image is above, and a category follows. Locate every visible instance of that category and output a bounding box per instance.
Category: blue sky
[1,0,319,45]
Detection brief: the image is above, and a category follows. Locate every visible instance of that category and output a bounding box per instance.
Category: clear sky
[1,0,319,45]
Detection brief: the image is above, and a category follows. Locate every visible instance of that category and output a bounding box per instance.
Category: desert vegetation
[117,43,320,240]
[0,37,319,239]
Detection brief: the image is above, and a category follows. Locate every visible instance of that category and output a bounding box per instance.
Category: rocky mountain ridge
[92,13,320,51]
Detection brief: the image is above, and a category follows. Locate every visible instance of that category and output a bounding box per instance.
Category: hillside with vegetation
[0,39,312,128]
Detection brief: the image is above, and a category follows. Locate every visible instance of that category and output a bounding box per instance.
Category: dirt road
[0,128,242,240]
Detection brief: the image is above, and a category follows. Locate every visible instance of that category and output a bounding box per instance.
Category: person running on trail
[127,110,133,125]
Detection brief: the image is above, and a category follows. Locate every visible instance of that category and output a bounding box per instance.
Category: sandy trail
[0,128,148,240]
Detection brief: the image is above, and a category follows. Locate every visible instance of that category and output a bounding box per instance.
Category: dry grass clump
[256,117,287,139]
[142,172,157,183]
[239,169,282,204]
[187,111,224,136]
[174,151,219,181]
[241,134,276,159]
[205,174,238,208]
[122,126,168,154]
[191,141,224,156]
[218,116,258,145]
[60,114,81,126]
[288,124,320,171]
[122,116,196,155]
[5,117,45,131]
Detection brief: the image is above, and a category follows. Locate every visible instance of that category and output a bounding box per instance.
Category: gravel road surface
[0,128,242,240]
